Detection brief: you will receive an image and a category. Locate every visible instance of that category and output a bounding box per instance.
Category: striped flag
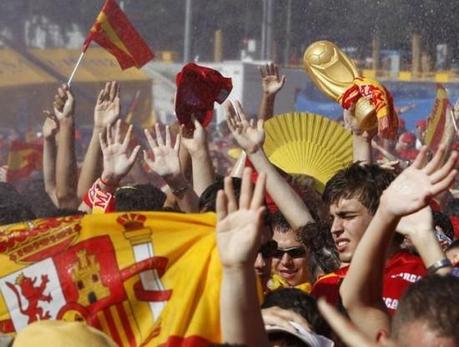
[83,0,154,70]
[424,84,455,154]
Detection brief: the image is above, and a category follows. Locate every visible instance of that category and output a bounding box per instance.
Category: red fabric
[399,132,416,145]
[175,63,232,129]
[416,119,427,130]
[450,216,459,239]
[84,0,154,69]
[311,251,426,314]
[398,148,419,161]
[82,179,117,213]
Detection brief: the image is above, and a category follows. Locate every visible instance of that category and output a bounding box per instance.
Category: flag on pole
[83,0,154,70]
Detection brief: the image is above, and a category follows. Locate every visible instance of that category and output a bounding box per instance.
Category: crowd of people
[1,62,459,347]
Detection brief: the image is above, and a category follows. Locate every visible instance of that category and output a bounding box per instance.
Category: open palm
[99,119,140,183]
[95,81,120,128]
[144,124,181,178]
[216,168,266,267]
[226,101,265,154]
[382,146,457,217]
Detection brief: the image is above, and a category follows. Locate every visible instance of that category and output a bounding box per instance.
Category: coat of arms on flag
[0,212,222,346]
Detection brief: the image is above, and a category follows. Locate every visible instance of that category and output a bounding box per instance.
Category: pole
[266,0,273,61]
[261,0,267,60]
[67,51,85,86]
[184,0,192,63]
[284,0,292,65]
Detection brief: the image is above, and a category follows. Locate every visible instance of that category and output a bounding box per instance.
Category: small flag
[6,141,43,183]
[424,84,455,154]
[83,0,154,70]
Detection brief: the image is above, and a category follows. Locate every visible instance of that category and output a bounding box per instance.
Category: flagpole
[67,51,86,86]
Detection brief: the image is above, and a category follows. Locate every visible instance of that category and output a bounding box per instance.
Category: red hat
[175,63,232,128]
[400,132,416,145]
[416,119,427,130]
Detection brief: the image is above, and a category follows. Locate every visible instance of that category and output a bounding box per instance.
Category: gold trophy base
[354,98,377,131]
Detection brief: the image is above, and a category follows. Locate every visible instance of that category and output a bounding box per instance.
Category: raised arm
[99,119,141,190]
[42,111,59,206]
[144,124,199,212]
[216,167,269,347]
[181,118,215,196]
[226,101,314,229]
[53,85,79,209]
[77,81,120,198]
[340,146,458,341]
[396,206,452,275]
[343,109,376,164]
[258,63,286,121]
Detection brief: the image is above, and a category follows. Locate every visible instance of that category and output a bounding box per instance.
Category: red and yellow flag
[424,84,455,154]
[0,212,222,346]
[83,0,154,70]
[6,141,43,183]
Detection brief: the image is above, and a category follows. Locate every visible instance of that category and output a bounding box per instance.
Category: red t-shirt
[311,251,426,314]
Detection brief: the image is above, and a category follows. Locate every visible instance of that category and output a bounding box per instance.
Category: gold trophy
[303,41,377,131]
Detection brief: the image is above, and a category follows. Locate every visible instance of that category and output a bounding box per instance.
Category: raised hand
[216,167,266,268]
[381,146,458,217]
[94,81,120,129]
[42,111,59,140]
[143,123,181,178]
[226,100,265,154]
[99,119,141,185]
[259,63,286,96]
[53,84,75,120]
[181,116,208,156]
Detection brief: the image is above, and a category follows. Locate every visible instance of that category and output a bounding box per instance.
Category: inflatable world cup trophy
[303,41,398,138]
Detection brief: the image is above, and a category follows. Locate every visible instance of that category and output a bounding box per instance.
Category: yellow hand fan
[263,112,353,192]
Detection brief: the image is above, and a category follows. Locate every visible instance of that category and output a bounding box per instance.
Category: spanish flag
[424,84,455,155]
[0,212,222,346]
[6,141,43,183]
[83,0,154,70]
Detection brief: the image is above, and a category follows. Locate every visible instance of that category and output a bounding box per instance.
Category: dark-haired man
[311,162,426,313]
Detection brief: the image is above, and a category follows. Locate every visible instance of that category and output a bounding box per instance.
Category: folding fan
[263,112,352,191]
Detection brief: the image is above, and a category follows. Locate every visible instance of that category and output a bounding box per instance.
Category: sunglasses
[272,247,306,259]
[258,240,278,258]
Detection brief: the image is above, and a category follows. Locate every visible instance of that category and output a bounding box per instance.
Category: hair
[267,332,309,347]
[262,288,331,338]
[299,222,340,276]
[0,183,36,225]
[18,178,57,218]
[322,163,396,215]
[270,211,292,233]
[445,198,459,217]
[199,177,242,212]
[114,184,166,212]
[446,239,459,252]
[392,275,459,343]
[433,210,455,241]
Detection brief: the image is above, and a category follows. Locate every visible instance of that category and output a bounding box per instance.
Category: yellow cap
[13,320,116,347]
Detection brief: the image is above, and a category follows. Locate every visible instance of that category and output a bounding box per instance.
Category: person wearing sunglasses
[268,212,312,293]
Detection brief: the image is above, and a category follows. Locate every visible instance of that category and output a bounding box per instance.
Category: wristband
[427,258,452,274]
[100,176,118,187]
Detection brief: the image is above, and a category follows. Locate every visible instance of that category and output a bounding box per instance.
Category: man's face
[329,198,373,264]
[254,224,275,289]
[272,228,309,286]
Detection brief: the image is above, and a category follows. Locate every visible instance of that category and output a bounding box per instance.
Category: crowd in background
[1,62,459,347]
